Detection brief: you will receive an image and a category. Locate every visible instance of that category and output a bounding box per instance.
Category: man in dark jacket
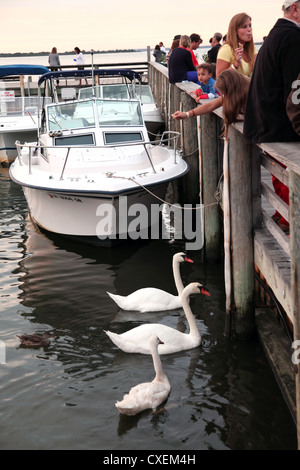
[243,1,300,143]
[207,33,222,64]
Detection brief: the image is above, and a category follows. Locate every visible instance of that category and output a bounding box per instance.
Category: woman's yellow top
[217,43,257,77]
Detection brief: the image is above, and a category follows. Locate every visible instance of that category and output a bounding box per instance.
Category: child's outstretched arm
[172,96,223,120]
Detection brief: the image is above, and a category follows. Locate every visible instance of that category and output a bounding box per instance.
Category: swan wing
[105,323,200,355]
[115,380,171,415]
[107,288,181,312]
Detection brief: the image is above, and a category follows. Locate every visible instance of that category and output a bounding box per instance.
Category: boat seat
[25,106,38,115]
[61,88,77,100]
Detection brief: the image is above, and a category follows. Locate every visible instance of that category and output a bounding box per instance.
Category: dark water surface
[0,168,297,450]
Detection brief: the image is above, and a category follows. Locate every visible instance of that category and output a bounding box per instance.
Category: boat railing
[15,131,180,180]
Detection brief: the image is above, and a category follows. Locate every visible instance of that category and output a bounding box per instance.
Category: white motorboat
[0,65,51,166]
[78,81,164,139]
[9,69,188,244]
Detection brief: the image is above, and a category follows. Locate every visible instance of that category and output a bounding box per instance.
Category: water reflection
[0,170,297,450]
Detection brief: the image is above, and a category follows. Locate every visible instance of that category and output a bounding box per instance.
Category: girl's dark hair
[74,47,81,54]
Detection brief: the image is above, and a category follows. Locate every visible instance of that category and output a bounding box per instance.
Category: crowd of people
[169,1,300,235]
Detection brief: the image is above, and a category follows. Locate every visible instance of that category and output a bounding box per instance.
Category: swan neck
[152,345,165,381]
[182,291,200,338]
[173,258,184,295]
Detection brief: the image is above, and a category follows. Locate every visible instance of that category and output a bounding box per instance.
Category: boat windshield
[140,85,155,104]
[47,98,143,131]
[96,99,143,126]
[78,84,133,100]
[47,101,95,131]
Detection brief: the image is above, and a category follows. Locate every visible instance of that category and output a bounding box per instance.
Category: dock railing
[148,61,300,440]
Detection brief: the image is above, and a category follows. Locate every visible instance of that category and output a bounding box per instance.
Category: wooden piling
[200,112,222,261]
[228,124,255,338]
[181,90,200,205]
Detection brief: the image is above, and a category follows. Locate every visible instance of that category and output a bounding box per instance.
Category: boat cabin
[41,97,146,148]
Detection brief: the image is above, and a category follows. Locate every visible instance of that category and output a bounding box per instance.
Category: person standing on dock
[48,47,61,85]
[48,47,61,71]
[159,42,167,53]
[244,1,300,143]
[166,37,180,65]
[207,33,222,64]
[216,12,257,77]
[74,47,88,85]
[168,35,196,84]
[189,33,203,67]
[243,0,300,234]
[153,45,166,63]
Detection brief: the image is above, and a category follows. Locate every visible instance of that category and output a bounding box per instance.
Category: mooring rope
[107,173,220,210]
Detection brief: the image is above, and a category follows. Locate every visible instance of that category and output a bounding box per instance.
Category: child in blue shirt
[191,63,220,101]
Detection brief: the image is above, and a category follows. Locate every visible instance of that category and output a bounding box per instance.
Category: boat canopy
[0,65,49,77]
[38,68,142,86]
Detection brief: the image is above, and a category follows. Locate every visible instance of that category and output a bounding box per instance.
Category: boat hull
[0,129,37,165]
[145,119,165,140]
[23,183,170,244]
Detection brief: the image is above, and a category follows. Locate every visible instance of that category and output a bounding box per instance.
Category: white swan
[115,336,171,416]
[105,282,210,355]
[107,252,193,312]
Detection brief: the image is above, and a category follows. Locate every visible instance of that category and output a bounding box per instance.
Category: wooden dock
[148,61,300,443]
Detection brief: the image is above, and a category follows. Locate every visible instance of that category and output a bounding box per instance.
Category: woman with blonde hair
[173,68,250,139]
[168,35,196,84]
[216,13,257,77]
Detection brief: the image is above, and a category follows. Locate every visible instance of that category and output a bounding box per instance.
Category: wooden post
[19,75,25,97]
[289,170,300,449]
[223,139,232,336]
[200,112,221,261]
[228,124,255,338]
[181,92,199,205]
[251,145,263,229]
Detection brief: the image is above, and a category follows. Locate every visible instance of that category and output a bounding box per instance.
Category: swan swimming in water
[105,282,210,355]
[115,336,171,416]
[107,252,193,312]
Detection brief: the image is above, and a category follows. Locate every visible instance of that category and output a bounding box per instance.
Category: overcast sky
[1,0,285,53]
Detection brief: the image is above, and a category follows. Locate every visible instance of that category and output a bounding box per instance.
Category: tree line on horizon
[0,49,137,57]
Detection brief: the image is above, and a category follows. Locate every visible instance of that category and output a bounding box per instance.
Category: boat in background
[138,84,165,138]
[0,65,51,166]
[9,69,188,245]
[78,82,164,139]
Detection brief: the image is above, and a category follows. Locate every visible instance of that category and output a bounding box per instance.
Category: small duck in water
[17,333,54,348]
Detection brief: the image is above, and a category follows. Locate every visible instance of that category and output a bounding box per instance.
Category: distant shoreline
[0,49,139,58]
[0,43,263,58]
